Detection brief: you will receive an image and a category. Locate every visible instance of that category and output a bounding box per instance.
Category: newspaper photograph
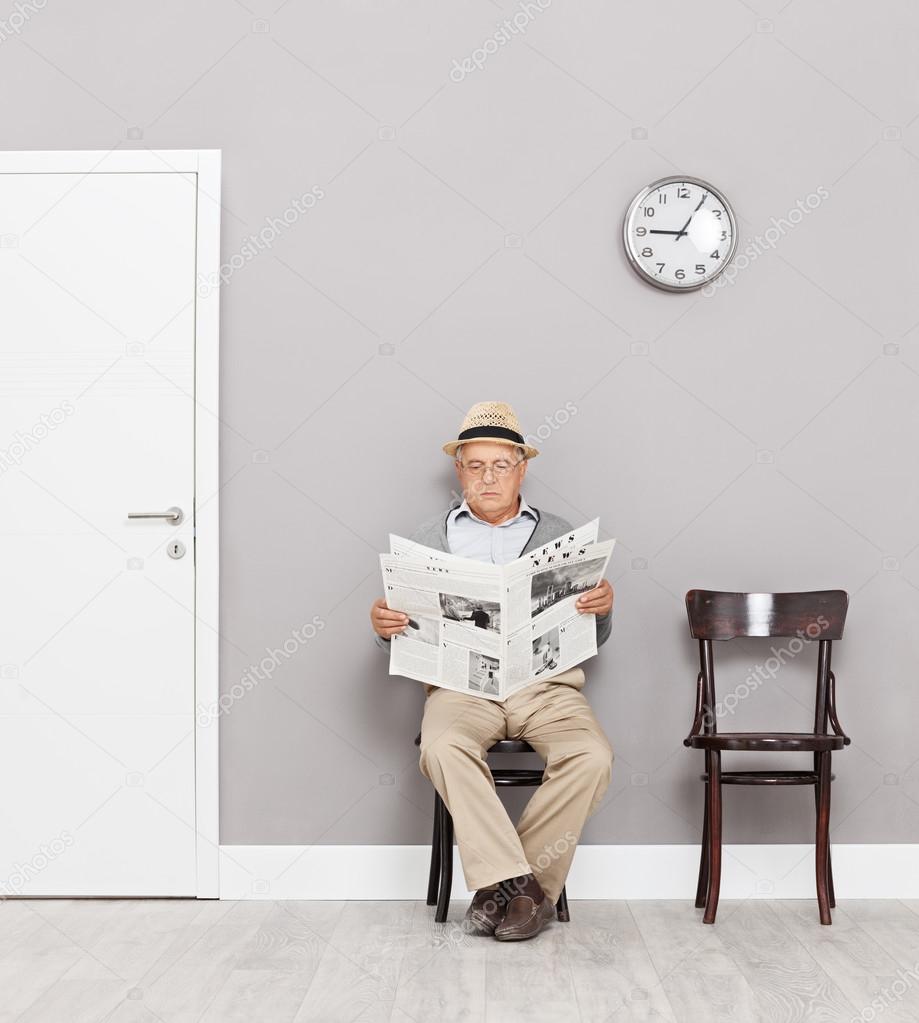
[380,521,614,701]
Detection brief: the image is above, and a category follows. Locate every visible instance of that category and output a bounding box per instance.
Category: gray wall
[12,3,919,846]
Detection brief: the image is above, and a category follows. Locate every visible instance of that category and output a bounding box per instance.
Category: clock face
[623,176,737,291]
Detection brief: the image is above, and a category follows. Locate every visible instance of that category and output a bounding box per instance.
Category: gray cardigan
[376,499,612,652]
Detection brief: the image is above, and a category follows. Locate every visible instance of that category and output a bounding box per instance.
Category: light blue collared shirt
[446,496,539,565]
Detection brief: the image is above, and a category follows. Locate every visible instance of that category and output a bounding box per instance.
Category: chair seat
[488,739,535,754]
[688,732,846,752]
[493,768,546,786]
[413,733,535,755]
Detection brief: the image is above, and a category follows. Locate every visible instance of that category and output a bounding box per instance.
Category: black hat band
[457,426,525,444]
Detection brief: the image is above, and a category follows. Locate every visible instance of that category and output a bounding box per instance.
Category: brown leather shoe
[464,886,507,935]
[493,892,555,941]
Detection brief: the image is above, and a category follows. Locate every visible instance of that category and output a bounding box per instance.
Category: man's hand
[370,597,409,639]
[576,579,613,617]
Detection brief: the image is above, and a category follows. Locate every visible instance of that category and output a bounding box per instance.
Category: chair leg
[555,885,570,922]
[695,759,710,909]
[426,792,441,907]
[815,751,832,925]
[435,794,453,924]
[702,750,722,925]
[813,767,836,909]
[827,843,836,909]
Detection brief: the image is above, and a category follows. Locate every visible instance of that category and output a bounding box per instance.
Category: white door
[0,156,215,895]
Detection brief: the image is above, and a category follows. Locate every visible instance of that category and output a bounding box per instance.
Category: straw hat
[442,401,540,460]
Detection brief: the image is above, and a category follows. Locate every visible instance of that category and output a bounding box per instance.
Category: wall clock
[623,176,737,292]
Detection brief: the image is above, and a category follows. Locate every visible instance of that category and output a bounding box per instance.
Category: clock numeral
[675,269,686,281]
[677,187,690,199]
[655,263,665,274]
[713,210,723,219]
[636,226,647,237]
[658,193,668,204]
[709,249,720,260]
[641,247,653,257]
[642,206,655,217]
[720,231,727,241]
[695,264,706,274]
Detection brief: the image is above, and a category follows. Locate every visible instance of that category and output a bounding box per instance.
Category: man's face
[454,440,527,519]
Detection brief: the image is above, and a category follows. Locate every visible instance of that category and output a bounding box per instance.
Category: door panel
[0,171,199,894]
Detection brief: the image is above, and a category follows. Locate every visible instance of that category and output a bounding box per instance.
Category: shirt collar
[453,495,537,526]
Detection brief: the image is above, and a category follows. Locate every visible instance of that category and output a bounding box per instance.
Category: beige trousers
[419,668,613,903]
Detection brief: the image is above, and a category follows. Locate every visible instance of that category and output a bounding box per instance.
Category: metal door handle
[128,506,184,525]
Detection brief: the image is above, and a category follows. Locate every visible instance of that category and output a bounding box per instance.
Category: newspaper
[379,520,614,701]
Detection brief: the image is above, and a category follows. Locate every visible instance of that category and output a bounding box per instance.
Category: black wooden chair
[684,589,850,925]
[415,734,570,923]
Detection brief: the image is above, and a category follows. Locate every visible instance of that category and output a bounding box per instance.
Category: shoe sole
[494,904,555,941]
[494,923,550,941]
[466,910,499,935]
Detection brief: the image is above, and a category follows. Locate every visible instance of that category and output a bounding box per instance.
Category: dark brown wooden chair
[683,590,850,925]
[415,734,570,924]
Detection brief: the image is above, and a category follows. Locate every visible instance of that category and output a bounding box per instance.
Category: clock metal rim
[622,175,738,293]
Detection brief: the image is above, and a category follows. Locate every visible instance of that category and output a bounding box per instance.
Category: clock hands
[671,194,707,241]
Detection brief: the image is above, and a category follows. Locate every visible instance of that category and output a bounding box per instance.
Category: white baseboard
[217,844,919,900]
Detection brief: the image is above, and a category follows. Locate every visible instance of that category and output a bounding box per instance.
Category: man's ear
[519,457,529,482]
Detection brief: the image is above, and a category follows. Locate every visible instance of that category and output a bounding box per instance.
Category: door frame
[0,149,222,897]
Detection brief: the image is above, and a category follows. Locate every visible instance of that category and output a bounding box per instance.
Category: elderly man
[370,401,614,941]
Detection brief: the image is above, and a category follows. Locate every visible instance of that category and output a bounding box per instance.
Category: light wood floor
[3,897,919,1022]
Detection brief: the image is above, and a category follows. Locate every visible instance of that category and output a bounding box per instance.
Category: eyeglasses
[458,459,522,478]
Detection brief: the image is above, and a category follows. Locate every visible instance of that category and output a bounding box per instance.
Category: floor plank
[777,900,919,1023]
[199,903,344,1023]
[715,901,856,1022]
[0,907,101,1023]
[0,898,914,1023]
[393,902,487,1023]
[139,901,275,1023]
[485,910,579,1023]
[845,900,919,970]
[562,901,676,1022]
[629,900,761,1023]
[293,900,414,1023]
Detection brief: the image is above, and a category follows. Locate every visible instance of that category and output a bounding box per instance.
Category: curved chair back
[685,590,848,641]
